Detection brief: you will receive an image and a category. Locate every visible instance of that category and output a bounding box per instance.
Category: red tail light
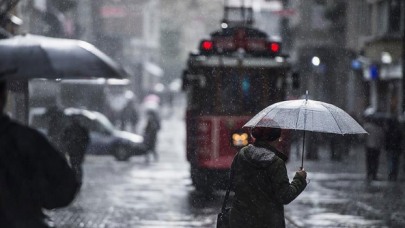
[270,43,279,52]
[202,41,213,50]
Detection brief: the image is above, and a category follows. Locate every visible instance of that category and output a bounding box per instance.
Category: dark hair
[251,127,282,142]
[0,81,6,93]
[0,81,6,111]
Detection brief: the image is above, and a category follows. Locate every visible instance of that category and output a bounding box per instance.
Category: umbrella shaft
[301,130,306,169]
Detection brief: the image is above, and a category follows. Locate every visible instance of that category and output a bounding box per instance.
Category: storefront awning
[379,63,402,80]
[144,62,164,77]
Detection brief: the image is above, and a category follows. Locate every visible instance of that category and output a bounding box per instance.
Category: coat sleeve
[17,127,80,209]
[267,159,307,205]
[36,130,80,209]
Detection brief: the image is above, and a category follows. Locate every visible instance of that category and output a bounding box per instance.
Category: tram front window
[216,70,268,115]
[241,73,263,113]
[219,72,239,114]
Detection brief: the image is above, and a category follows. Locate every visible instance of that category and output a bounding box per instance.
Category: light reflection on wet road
[48,109,224,228]
[47,105,402,228]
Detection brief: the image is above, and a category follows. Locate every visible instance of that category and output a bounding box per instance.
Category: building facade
[347,0,404,118]
[288,0,360,114]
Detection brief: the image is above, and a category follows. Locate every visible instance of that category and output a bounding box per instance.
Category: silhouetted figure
[305,132,319,160]
[47,106,65,151]
[363,117,385,181]
[330,135,350,161]
[229,127,307,228]
[0,81,79,227]
[384,118,403,181]
[121,99,139,132]
[62,117,90,185]
[144,110,160,162]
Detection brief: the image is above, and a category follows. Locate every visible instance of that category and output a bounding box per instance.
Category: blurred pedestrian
[305,132,319,160]
[384,117,403,181]
[47,106,65,150]
[143,110,161,162]
[0,81,79,227]
[62,117,90,185]
[363,116,385,181]
[121,99,139,132]
[229,127,307,228]
[330,135,349,161]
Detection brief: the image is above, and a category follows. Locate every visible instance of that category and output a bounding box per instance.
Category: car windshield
[93,112,115,133]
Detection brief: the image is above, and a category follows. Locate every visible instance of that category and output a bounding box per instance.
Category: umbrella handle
[301,130,306,169]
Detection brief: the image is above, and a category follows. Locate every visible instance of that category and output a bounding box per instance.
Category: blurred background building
[0,0,404,123]
[347,0,404,118]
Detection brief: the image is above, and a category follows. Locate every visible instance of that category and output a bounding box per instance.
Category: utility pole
[280,0,291,52]
[402,5,405,116]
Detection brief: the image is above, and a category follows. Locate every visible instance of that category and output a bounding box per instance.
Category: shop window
[358,0,372,36]
[376,1,389,36]
[375,0,404,36]
[388,0,402,33]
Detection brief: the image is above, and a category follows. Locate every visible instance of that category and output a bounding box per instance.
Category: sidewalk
[284,142,405,228]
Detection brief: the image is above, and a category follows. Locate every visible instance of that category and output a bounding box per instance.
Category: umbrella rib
[320,103,343,134]
[37,43,57,76]
[254,102,281,127]
[295,100,304,129]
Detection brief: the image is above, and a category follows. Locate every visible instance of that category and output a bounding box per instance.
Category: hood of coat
[0,114,12,135]
[237,141,286,176]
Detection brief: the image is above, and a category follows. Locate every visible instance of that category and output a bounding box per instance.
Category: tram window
[266,75,279,105]
[192,75,215,114]
[241,73,263,113]
[219,72,239,114]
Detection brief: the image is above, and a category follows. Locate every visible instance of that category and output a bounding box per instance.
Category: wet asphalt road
[48,104,405,228]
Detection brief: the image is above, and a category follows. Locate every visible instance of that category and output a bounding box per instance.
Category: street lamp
[381,52,392,64]
[311,56,320,66]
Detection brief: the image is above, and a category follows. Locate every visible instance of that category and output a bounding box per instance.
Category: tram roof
[210,26,268,39]
[187,55,291,69]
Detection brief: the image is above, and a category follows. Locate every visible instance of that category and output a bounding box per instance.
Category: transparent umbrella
[244,91,368,168]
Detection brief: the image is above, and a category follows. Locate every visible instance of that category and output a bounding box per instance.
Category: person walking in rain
[384,117,403,181]
[62,117,90,185]
[363,116,385,181]
[47,106,65,150]
[0,81,79,227]
[229,127,307,228]
[144,110,161,162]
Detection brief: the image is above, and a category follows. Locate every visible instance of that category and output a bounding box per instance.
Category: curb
[285,215,304,228]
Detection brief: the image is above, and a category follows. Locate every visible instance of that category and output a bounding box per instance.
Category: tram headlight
[232,133,249,147]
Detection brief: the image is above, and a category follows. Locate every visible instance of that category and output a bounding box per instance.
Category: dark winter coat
[229,141,307,228]
[62,122,90,161]
[384,119,403,151]
[0,115,79,228]
[144,112,161,150]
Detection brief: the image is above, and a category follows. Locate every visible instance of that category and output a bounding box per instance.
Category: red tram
[182,6,294,191]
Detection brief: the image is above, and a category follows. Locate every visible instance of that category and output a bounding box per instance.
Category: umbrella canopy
[0,34,129,80]
[244,99,367,135]
[244,95,367,169]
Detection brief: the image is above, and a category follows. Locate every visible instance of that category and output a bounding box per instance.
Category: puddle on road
[305,213,386,227]
[287,180,390,227]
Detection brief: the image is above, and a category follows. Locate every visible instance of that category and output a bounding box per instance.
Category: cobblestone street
[47,106,405,228]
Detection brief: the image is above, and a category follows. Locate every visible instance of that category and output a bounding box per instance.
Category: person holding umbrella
[229,127,307,228]
[224,92,366,227]
[0,81,79,227]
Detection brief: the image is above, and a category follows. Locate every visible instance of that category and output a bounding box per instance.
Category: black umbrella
[0,34,130,80]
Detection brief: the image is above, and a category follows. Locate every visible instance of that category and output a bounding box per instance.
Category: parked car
[30,107,147,161]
